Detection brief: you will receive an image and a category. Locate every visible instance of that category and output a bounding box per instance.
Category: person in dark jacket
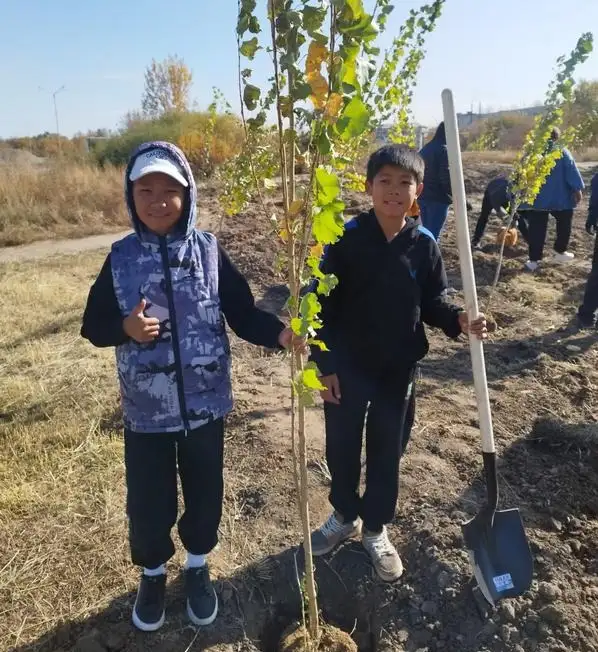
[577,172,598,327]
[81,141,301,632]
[308,144,487,582]
[518,128,585,271]
[418,122,452,240]
[471,176,528,249]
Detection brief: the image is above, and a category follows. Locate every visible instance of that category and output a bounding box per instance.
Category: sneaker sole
[187,594,218,626]
[371,562,404,583]
[311,525,361,557]
[132,607,165,632]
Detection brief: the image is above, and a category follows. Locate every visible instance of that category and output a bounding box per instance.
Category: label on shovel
[493,573,515,592]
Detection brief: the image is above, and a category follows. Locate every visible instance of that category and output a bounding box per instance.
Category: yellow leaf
[310,242,324,259]
[279,228,289,242]
[306,41,329,69]
[289,199,303,216]
[324,93,343,120]
[307,71,328,110]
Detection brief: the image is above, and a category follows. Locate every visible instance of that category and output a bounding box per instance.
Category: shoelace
[188,567,212,597]
[319,514,346,538]
[365,530,395,557]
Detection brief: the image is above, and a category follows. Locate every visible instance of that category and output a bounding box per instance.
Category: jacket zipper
[159,238,190,435]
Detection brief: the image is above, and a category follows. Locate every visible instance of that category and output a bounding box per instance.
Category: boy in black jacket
[309,145,487,582]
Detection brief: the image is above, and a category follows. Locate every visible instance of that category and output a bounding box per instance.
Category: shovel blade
[462,508,533,606]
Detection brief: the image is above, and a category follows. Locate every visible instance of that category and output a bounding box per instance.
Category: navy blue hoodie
[309,211,463,377]
[419,123,452,205]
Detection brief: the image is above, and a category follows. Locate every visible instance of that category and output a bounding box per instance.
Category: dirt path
[0,230,132,263]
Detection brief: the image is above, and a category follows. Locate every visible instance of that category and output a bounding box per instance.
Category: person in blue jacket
[81,142,301,632]
[518,128,584,272]
[418,122,452,240]
[577,172,598,327]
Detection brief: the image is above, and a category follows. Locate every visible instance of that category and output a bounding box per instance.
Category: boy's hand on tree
[319,374,341,404]
[123,298,161,343]
[278,327,308,354]
[458,311,488,340]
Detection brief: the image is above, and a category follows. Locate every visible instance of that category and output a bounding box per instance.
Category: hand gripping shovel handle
[441,89,498,511]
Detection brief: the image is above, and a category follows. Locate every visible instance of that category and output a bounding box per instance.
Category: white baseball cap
[129,149,189,187]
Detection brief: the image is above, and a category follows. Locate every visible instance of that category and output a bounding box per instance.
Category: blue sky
[1,0,597,138]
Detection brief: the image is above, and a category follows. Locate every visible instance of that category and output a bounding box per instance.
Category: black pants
[324,363,416,533]
[579,234,598,321]
[472,190,527,244]
[124,419,224,569]
[520,209,573,262]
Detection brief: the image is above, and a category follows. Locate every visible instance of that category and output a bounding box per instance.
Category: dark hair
[366,144,425,184]
[550,126,561,141]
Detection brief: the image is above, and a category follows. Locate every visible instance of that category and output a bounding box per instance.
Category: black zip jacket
[309,211,463,376]
[81,244,284,349]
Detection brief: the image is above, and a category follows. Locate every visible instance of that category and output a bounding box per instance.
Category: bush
[463,115,536,151]
[93,112,244,176]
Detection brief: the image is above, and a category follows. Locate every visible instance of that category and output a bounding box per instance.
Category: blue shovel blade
[462,508,534,606]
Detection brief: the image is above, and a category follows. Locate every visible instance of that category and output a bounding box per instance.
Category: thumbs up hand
[123,298,161,343]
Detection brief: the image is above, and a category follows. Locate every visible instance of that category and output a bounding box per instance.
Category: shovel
[441,89,534,607]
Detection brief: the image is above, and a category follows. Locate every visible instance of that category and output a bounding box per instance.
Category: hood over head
[125,141,197,243]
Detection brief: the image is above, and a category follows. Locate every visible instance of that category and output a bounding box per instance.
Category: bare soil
[5,162,598,652]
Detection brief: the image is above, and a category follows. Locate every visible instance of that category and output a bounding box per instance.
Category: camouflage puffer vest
[111,230,232,433]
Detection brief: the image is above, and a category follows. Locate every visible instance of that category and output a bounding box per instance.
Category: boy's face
[132,172,185,236]
[367,165,423,222]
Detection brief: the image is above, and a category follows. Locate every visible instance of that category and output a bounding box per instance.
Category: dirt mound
[0,147,46,167]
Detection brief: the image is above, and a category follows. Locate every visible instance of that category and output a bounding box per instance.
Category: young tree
[228,1,445,648]
[141,55,193,118]
[487,33,594,303]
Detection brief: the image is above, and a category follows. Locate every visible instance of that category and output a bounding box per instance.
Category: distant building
[457,106,545,129]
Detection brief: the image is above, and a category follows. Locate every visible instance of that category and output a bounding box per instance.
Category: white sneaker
[554,251,574,264]
[310,511,361,556]
[362,526,404,582]
[524,260,540,272]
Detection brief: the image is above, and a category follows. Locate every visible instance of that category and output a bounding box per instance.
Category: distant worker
[577,172,598,327]
[471,177,528,249]
[518,128,584,272]
[418,122,452,241]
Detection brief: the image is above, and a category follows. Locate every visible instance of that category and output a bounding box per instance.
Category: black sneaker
[132,573,166,632]
[186,565,218,626]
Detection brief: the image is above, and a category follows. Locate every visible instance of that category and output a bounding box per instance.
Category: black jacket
[81,244,284,349]
[309,211,463,376]
[419,123,452,204]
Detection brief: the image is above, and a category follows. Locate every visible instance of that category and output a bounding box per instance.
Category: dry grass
[0,162,128,247]
[463,146,598,165]
[0,253,137,651]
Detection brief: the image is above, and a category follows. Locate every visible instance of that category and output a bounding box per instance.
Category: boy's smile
[367,164,423,224]
[132,172,186,236]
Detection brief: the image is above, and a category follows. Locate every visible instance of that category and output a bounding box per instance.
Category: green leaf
[317,273,338,297]
[291,317,303,335]
[301,364,326,390]
[240,37,260,59]
[248,16,261,33]
[313,206,345,244]
[315,128,332,155]
[307,338,329,351]
[247,111,266,129]
[243,84,261,110]
[336,97,371,142]
[302,5,327,33]
[315,167,341,204]
[300,292,322,322]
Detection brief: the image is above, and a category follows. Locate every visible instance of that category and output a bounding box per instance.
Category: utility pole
[39,85,66,151]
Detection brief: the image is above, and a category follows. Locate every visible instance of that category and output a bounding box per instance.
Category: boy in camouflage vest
[82,141,300,632]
